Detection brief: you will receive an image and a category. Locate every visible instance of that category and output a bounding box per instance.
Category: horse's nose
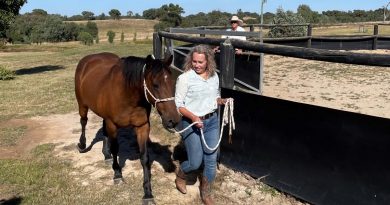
[166,119,177,129]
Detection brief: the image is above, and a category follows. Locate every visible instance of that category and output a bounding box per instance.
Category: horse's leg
[102,120,112,162]
[135,124,155,204]
[77,105,88,151]
[105,120,122,183]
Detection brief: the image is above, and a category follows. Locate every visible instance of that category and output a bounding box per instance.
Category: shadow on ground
[15,65,64,75]
[85,125,177,173]
[0,196,23,205]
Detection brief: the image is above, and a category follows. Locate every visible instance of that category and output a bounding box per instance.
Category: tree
[109,9,121,20]
[78,31,93,45]
[152,3,185,31]
[107,30,115,43]
[384,1,390,21]
[97,13,106,20]
[81,11,95,20]
[268,8,307,38]
[31,9,48,16]
[143,8,158,19]
[84,21,98,38]
[0,0,27,39]
[127,11,133,17]
[297,4,320,23]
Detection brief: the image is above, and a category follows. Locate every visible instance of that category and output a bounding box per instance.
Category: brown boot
[199,176,214,205]
[175,168,187,194]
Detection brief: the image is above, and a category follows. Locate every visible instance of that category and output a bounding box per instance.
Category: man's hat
[230,15,243,26]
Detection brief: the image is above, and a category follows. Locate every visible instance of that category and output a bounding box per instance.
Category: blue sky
[20,0,389,17]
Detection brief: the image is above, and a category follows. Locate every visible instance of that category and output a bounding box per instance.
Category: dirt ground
[1,51,389,204]
[0,111,306,205]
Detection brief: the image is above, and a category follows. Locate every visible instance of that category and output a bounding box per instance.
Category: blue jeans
[180,114,219,182]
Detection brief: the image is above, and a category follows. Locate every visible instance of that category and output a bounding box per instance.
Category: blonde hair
[183,45,217,76]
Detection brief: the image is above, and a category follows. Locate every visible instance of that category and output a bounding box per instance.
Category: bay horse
[75,52,180,204]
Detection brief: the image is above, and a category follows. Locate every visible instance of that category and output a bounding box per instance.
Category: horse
[74,52,180,204]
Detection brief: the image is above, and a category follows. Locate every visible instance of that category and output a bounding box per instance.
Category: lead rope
[175,98,235,152]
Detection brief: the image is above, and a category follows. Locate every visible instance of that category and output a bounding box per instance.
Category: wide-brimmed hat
[230,15,243,26]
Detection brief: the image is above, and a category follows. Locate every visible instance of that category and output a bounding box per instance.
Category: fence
[153,26,390,205]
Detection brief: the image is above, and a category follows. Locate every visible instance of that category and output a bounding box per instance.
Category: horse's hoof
[113,177,124,185]
[142,198,156,205]
[77,143,86,153]
[104,158,113,165]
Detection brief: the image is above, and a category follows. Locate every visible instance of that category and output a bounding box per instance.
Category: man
[221,15,247,41]
[217,15,246,54]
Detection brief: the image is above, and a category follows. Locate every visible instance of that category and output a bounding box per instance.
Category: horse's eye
[153,84,159,90]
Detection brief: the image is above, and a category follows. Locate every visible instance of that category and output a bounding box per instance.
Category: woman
[174,45,228,205]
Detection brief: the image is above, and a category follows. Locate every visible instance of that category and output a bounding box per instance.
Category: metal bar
[169,28,260,37]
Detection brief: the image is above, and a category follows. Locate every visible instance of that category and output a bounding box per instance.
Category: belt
[199,111,217,120]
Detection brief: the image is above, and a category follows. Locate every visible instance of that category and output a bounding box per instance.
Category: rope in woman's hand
[221,98,235,144]
[174,98,235,152]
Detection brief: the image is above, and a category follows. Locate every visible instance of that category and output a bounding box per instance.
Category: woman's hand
[178,107,204,129]
[217,98,228,105]
[191,115,203,128]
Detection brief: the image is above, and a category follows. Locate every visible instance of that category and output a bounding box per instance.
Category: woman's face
[191,52,207,75]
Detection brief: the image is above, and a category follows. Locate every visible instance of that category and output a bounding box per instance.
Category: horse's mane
[121,56,147,88]
[121,55,167,88]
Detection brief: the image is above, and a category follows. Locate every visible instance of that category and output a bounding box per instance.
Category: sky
[20,0,390,17]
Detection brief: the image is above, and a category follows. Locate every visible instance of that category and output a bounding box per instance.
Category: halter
[142,64,175,107]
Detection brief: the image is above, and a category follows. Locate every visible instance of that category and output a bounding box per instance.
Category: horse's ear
[146,55,154,64]
[163,55,173,67]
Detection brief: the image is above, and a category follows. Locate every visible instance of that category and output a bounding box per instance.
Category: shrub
[78,31,93,45]
[0,66,15,80]
[268,8,307,38]
[107,30,115,43]
[133,32,137,42]
[120,31,124,43]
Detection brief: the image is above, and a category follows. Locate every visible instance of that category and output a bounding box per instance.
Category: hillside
[70,19,159,42]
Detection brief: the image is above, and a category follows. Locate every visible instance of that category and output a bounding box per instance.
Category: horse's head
[144,54,180,131]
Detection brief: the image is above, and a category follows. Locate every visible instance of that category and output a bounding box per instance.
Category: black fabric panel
[215,52,260,90]
[220,88,390,205]
[376,38,390,49]
[311,38,373,50]
[264,39,309,48]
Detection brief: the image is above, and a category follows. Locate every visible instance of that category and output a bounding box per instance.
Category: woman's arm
[178,107,203,128]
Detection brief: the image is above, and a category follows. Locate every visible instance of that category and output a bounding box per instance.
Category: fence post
[200,27,206,37]
[153,32,162,59]
[373,24,378,50]
[219,40,235,89]
[307,24,312,48]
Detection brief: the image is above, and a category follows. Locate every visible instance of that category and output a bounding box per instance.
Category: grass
[0,41,153,122]
[0,66,15,80]
[70,19,158,42]
[0,126,27,146]
[0,143,147,204]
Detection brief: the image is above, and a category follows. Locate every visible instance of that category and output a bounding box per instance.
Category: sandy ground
[262,52,390,119]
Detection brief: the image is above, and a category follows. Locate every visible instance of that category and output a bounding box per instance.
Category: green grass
[0,144,135,204]
[0,66,15,80]
[0,126,27,146]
